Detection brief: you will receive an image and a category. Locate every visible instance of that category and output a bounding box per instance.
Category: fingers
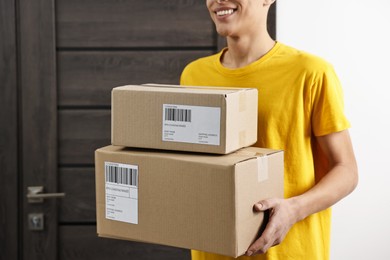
[246,222,278,256]
[248,198,286,256]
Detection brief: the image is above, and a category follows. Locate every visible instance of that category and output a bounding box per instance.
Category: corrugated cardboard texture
[95,145,284,257]
[111,84,258,154]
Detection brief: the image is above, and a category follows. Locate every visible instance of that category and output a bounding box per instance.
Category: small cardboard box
[95,145,284,257]
[111,84,258,154]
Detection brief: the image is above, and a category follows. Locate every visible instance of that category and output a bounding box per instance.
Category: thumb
[253,198,275,212]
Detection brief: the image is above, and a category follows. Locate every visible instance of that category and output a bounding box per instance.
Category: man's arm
[246,129,358,256]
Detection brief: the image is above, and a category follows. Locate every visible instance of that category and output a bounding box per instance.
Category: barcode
[165,108,192,122]
[105,164,138,187]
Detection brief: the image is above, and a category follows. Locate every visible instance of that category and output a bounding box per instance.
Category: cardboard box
[111,84,258,154]
[95,145,284,257]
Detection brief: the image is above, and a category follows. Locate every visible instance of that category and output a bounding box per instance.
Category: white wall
[277,1,390,259]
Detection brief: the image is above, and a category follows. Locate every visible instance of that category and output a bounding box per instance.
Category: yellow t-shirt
[180,42,350,260]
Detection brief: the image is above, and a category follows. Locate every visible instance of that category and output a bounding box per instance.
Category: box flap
[143,83,253,92]
[96,145,281,167]
[113,84,252,95]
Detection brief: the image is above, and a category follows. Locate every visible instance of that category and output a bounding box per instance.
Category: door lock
[28,213,44,231]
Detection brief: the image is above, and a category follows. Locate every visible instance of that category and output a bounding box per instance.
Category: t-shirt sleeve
[180,60,201,86]
[180,64,191,85]
[311,64,351,136]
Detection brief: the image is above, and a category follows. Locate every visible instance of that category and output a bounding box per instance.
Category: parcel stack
[95,84,284,257]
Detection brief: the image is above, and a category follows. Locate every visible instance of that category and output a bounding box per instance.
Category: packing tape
[239,91,246,112]
[239,131,246,147]
[257,156,269,182]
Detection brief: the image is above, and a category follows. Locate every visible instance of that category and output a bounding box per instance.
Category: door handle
[27,186,65,203]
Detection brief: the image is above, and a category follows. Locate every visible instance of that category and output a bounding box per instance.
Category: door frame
[0,0,18,258]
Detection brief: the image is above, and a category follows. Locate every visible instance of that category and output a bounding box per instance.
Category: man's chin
[216,27,233,38]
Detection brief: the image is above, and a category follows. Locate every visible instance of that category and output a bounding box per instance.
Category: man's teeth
[216,9,234,16]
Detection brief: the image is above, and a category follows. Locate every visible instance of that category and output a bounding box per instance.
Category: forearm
[291,130,358,221]
[248,130,358,256]
[290,161,358,222]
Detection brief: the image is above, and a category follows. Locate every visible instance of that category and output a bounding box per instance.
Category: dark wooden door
[1,1,275,259]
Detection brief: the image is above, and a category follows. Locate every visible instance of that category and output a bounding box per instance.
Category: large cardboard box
[111,84,258,154]
[95,145,284,257]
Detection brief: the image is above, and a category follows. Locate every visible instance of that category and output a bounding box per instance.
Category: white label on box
[162,104,221,145]
[105,162,138,224]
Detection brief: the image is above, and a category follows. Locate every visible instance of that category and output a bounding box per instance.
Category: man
[180,0,358,259]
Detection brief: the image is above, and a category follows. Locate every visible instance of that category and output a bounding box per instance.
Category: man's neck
[222,33,275,69]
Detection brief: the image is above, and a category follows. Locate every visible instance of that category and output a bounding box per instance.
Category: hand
[246,198,299,256]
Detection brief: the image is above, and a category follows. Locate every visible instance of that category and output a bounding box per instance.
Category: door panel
[58,50,213,106]
[56,0,214,48]
[59,110,110,165]
[19,0,58,259]
[59,226,189,260]
[59,168,96,222]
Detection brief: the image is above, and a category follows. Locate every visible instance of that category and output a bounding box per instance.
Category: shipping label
[105,162,138,224]
[162,104,221,145]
